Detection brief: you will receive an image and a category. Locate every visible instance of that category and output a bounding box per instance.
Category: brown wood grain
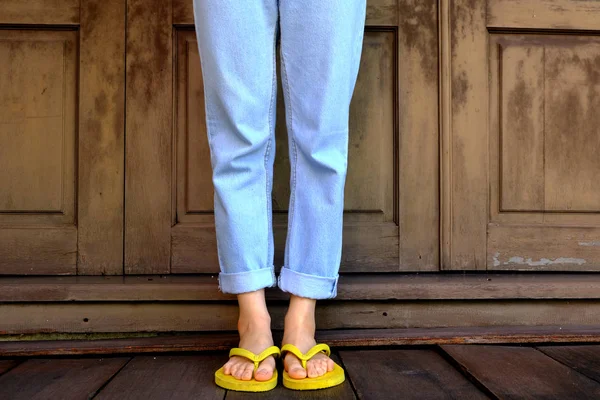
[3,326,600,357]
[488,0,600,30]
[78,0,126,275]
[0,357,129,400]
[125,0,173,274]
[488,225,600,271]
[0,228,77,275]
[0,27,78,275]
[441,344,600,399]
[441,0,488,270]
[0,0,79,24]
[536,345,600,383]
[397,0,439,271]
[4,301,600,334]
[5,273,600,302]
[94,355,224,400]
[0,360,18,376]
[340,349,488,399]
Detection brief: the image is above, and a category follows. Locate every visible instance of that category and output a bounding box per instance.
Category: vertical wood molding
[397,0,440,271]
[440,0,489,270]
[125,0,173,274]
[439,0,452,270]
[78,0,126,275]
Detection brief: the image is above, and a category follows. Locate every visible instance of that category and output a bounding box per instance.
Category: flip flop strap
[281,343,331,370]
[229,346,281,371]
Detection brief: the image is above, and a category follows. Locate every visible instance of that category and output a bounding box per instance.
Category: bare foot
[222,292,276,382]
[282,296,335,379]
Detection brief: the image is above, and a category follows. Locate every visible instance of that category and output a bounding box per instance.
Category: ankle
[284,314,316,338]
[238,313,272,336]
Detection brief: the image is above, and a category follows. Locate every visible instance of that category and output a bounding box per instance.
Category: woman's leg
[277,0,367,378]
[192,0,279,381]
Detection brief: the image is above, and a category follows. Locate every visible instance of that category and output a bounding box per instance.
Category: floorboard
[226,354,356,400]
[536,345,600,383]
[440,344,600,399]
[94,354,225,400]
[5,326,600,357]
[0,360,18,375]
[339,349,489,400]
[0,357,129,400]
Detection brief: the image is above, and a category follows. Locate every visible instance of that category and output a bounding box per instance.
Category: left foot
[282,298,335,379]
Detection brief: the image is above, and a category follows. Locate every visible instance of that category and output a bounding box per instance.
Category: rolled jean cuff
[218,266,276,294]
[278,267,339,300]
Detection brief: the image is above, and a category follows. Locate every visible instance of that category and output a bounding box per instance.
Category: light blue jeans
[192,1,366,299]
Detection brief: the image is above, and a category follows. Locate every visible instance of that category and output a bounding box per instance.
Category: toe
[223,359,235,375]
[307,361,323,378]
[241,364,254,381]
[285,354,307,379]
[254,368,272,382]
[327,358,335,372]
[254,357,274,382]
[232,364,244,379]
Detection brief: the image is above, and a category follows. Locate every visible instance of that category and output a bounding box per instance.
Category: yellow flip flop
[214,345,281,392]
[281,343,345,390]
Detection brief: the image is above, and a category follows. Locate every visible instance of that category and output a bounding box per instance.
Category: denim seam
[264,24,277,272]
[280,44,297,273]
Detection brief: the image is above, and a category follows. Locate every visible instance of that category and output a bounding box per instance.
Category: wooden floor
[2,343,600,399]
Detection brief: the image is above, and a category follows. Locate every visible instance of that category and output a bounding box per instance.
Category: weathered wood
[441,0,488,270]
[0,358,129,400]
[5,273,600,302]
[488,0,600,30]
[0,0,79,24]
[172,0,398,26]
[397,0,439,271]
[489,37,545,213]
[0,360,18,375]
[227,353,356,400]
[0,27,78,275]
[125,0,173,274]
[78,0,125,275]
[340,349,487,399]
[0,29,77,226]
[94,355,224,400]
[0,228,77,275]
[4,301,600,334]
[537,345,600,383]
[441,344,600,399]
[489,33,600,229]
[4,326,600,357]
[488,225,600,271]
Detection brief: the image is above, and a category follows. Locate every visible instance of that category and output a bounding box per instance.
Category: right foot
[222,316,276,382]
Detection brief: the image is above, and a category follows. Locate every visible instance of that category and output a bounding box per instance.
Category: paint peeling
[579,241,600,247]
[493,252,501,267]
[493,252,586,266]
[506,256,586,266]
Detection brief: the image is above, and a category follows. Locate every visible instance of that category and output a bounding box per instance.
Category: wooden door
[125,0,439,274]
[0,1,125,275]
[442,0,600,270]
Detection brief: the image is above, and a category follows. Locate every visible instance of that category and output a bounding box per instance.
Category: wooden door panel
[128,0,439,274]
[171,29,399,274]
[0,0,79,25]
[443,0,600,271]
[488,0,600,30]
[0,30,77,222]
[0,0,125,275]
